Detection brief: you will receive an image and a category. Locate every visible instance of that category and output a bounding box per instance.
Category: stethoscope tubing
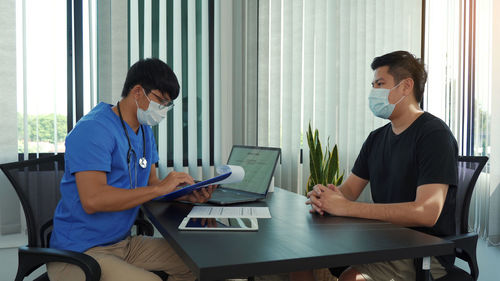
[117,101,148,189]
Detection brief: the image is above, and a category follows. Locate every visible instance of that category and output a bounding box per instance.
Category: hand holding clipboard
[155,165,245,201]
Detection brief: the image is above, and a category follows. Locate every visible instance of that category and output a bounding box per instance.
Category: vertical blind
[128,0,221,180]
[424,0,499,245]
[257,0,422,195]
[0,0,20,237]
[1,0,97,238]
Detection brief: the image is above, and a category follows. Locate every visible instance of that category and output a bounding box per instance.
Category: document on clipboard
[155,165,245,201]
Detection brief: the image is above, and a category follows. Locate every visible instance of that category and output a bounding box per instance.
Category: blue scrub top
[50,102,159,252]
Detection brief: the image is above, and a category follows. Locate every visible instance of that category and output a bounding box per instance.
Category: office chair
[431,156,488,281]
[0,154,162,281]
[329,156,488,281]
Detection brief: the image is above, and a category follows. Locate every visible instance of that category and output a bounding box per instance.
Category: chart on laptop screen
[223,147,279,194]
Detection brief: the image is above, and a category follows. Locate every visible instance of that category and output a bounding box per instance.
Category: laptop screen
[221,146,280,195]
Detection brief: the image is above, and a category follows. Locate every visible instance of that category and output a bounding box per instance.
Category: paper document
[212,165,245,185]
[155,165,245,201]
[188,206,272,219]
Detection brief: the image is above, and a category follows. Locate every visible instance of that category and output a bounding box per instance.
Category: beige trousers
[351,257,447,281]
[47,236,195,281]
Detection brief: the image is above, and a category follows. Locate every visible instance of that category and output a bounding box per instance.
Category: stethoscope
[117,101,147,188]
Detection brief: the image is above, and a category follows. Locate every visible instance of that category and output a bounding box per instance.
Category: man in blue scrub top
[47,58,213,281]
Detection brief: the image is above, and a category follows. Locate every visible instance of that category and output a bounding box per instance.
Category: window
[16,0,68,156]
[16,0,98,159]
[423,0,490,161]
[424,0,498,245]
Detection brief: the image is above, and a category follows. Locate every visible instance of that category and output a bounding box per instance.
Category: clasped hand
[305,184,349,216]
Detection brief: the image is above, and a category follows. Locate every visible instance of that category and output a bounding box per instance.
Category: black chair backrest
[455,156,488,235]
[0,154,65,248]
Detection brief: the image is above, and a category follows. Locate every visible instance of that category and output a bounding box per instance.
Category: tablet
[178,217,258,231]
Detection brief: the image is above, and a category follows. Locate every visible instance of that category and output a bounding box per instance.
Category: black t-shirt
[352,112,458,237]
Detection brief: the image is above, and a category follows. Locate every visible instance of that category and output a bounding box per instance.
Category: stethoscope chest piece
[139,157,148,169]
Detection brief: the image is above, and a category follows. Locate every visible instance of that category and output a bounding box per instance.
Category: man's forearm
[80,184,162,214]
[340,200,439,227]
[338,185,358,201]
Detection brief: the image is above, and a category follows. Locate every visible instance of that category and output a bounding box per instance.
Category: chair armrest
[134,217,155,236]
[443,233,478,258]
[16,246,100,281]
[443,233,479,281]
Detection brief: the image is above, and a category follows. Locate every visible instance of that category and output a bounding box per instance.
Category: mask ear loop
[389,80,407,105]
[141,88,152,109]
[394,94,407,105]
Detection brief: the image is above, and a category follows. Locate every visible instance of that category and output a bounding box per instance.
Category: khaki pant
[351,257,447,281]
[47,236,195,281]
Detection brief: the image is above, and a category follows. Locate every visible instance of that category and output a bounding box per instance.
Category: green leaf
[323,151,331,183]
[306,176,313,194]
[322,137,331,184]
[308,127,322,189]
[314,135,323,183]
[325,151,335,184]
[314,130,322,163]
[306,123,314,149]
[332,144,339,176]
[335,171,345,186]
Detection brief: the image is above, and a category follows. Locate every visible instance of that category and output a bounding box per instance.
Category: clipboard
[154,172,231,201]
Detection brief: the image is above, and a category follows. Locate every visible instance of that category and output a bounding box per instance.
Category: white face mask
[136,89,171,126]
[368,81,406,119]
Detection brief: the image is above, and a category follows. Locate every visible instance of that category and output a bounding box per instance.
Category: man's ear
[129,85,143,100]
[402,78,414,97]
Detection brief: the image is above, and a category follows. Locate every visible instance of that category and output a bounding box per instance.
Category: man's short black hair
[371,51,427,103]
[121,58,180,99]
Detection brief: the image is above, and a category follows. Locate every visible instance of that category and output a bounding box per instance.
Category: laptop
[208,145,281,205]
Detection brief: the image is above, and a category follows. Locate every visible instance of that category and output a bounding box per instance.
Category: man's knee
[94,253,164,281]
[47,262,86,281]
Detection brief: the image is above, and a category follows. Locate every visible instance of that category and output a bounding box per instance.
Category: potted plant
[306,123,344,194]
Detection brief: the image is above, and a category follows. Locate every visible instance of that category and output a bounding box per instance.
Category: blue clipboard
[154,172,232,201]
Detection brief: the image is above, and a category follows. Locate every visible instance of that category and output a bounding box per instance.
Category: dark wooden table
[143,188,454,281]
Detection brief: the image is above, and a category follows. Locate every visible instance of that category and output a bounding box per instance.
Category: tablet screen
[179,217,258,231]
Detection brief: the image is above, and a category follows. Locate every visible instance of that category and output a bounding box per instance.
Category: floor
[1,235,499,281]
[0,233,44,281]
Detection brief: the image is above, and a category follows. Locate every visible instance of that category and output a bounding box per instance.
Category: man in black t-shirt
[291,51,458,281]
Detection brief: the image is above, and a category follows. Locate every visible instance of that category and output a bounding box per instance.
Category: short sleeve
[351,134,372,180]
[65,120,115,175]
[416,129,458,187]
